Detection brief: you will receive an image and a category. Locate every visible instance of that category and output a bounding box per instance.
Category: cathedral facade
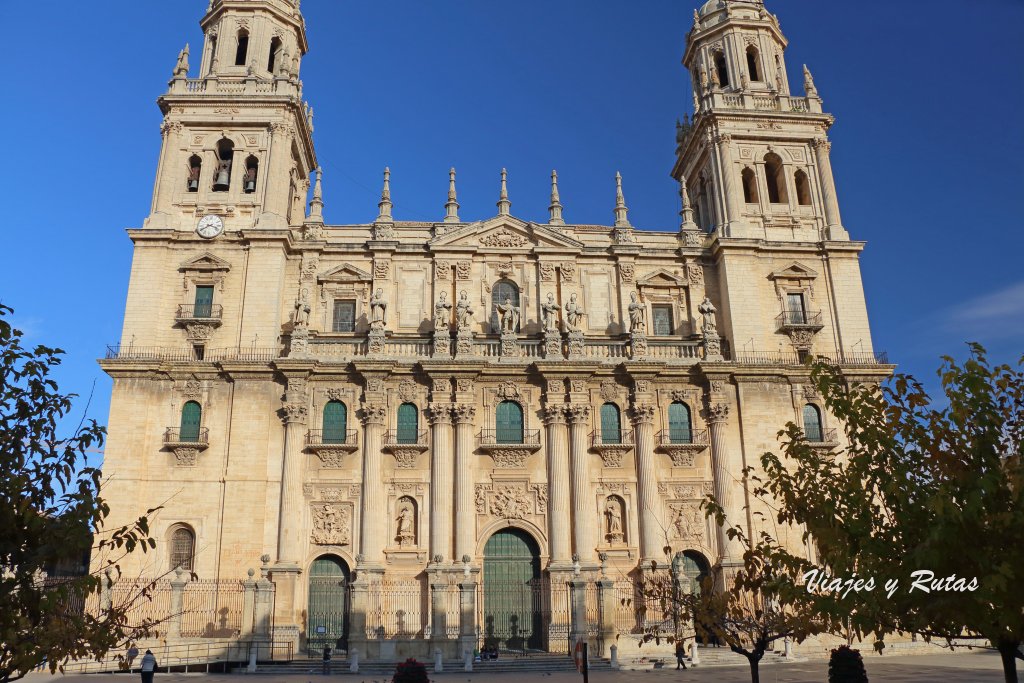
[98,0,890,661]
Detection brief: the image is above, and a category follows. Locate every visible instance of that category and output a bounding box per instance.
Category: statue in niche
[433,291,452,331]
[369,288,387,330]
[293,288,311,327]
[456,290,474,331]
[541,293,560,333]
[563,293,583,332]
[496,296,520,333]
[698,296,718,335]
[395,501,415,547]
[628,292,646,334]
[605,499,624,544]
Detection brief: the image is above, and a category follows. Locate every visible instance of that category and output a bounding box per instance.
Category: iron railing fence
[365,578,428,638]
[176,304,224,320]
[477,429,542,447]
[180,579,246,638]
[164,427,210,445]
[590,429,634,447]
[383,429,429,447]
[655,428,709,447]
[305,429,359,447]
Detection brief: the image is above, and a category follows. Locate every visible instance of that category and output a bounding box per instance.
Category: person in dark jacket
[322,645,332,675]
[139,650,157,683]
[675,640,688,670]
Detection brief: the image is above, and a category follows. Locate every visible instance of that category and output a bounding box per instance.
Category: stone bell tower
[673,0,848,243]
[146,0,317,231]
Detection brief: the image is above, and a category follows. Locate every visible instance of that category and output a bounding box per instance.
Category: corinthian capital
[706,402,730,424]
[542,404,567,425]
[452,403,477,424]
[564,404,591,424]
[426,403,453,425]
[630,403,656,425]
[359,403,387,426]
[811,137,832,152]
[282,402,308,425]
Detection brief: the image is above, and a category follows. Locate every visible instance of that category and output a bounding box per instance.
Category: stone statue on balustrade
[628,292,646,334]
[456,291,474,332]
[698,296,718,335]
[433,291,452,331]
[293,289,311,328]
[369,288,387,331]
[563,293,584,332]
[496,296,520,334]
[541,293,560,333]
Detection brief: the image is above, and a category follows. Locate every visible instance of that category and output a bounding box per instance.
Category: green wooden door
[323,401,347,444]
[307,555,349,654]
[668,402,692,444]
[194,286,214,318]
[397,403,418,444]
[600,403,621,444]
[180,401,202,442]
[495,401,523,444]
[482,529,543,652]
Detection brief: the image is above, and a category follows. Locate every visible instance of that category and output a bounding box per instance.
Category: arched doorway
[672,550,713,644]
[307,555,350,655]
[482,528,544,652]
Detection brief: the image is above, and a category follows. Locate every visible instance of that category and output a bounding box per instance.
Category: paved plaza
[24,651,1020,683]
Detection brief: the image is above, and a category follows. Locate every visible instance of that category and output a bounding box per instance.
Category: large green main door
[482,528,544,652]
[307,555,349,655]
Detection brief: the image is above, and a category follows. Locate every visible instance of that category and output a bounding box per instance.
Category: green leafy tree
[0,305,161,682]
[755,346,1023,683]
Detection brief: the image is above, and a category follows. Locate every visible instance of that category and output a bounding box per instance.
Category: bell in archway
[244,175,256,193]
[213,167,230,192]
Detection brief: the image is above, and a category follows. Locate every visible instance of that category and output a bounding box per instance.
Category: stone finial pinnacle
[679,175,698,232]
[376,166,393,223]
[497,168,511,216]
[444,167,460,223]
[803,64,818,97]
[614,171,630,228]
[309,166,324,221]
[548,170,565,226]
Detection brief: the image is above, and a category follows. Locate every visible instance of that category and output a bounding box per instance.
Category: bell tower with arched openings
[674,0,848,243]
[147,0,316,231]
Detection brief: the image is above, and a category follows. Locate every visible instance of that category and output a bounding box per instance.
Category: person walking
[322,645,332,675]
[675,640,688,670]
[139,650,157,683]
[126,645,139,673]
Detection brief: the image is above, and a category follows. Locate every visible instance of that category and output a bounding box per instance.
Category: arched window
[714,51,730,88]
[234,29,249,66]
[794,169,812,206]
[396,403,418,444]
[495,401,524,444]
[764,153,788,204]
[802,404,823,442]
[600,403,622,444]
[243,156,259,193]
[746,46,761,82]
[187,155,202,192]
[169,526,195,571]
[213,139,234,192]
[180,401,202,442]
[668,402,692,444]
[741,167,758,204]
[323,401,348,444]
[267,37,283,74]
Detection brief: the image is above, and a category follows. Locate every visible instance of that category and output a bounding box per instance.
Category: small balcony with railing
[804,427,838,447]
[655,428,709,467]
[163,427,210,448]
[175,304,224,325]
[589,429,634,468]
[477,429,542,451]
[305,429,360,453]
[776,309,824,332]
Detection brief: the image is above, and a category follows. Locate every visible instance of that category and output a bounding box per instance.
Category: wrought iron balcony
[656,428,709,447]
[383,430,429,451]
[164,427,209,446]
[589,430,634,448]
[776,309,823,331]
[477,429,542,451]
[305,429,359,450]
[805,427,838,445]
[176,304,223,323]
[732,350,889,366]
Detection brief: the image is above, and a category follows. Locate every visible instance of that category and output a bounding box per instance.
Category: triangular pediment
[637,268,687,287]
[179,252,231,272]
[769,262,818,280]
[429,215,584,251]
[319,263,372,282]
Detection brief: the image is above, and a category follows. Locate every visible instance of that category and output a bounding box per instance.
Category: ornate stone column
[452,404,477,561]
[543,404,571,567]
[359,402,388,565]
[630,403,660,563]
[706,400,740,563]
[428,404,454,563]
[714,133,743,235]
[260,122,293,228]
[812,137,846,238]
[277,377,308,565]
[565,404,594,564]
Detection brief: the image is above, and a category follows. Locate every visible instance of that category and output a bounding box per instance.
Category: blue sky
[0,0,1021,442]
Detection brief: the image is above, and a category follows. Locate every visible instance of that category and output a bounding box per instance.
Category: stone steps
[233,653,612,675]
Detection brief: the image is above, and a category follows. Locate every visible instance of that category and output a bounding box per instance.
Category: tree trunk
[747,654,761,683]
[998,640,1019,683]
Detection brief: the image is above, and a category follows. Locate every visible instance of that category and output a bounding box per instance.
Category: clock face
[197,215,224,239]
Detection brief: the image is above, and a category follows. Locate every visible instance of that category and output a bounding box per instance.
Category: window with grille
[323,401,347,444]
[802,404,823,442]
[600,403,621,444]
[668,402,692,444]
[332,299,356,332]
[170,527,195,570]
[397,403,418,444]
[652,305,673,336]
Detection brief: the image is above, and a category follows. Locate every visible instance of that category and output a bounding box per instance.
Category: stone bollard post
[348,649,359,673]
[569,579,588,651]
[784,637,793,658]
[690,640,701,666]
[610,644,619,669]
[433,648,443,673]
[246,645,257,673]
[241,569,256,639]
[463,649,473,672]
[458,573,478,668]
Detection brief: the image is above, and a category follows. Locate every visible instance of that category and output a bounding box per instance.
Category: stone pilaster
[630,403,660,563]
[543,405,571,566]
[277,378,308,565]
[812,137,848,239]
[428,403,454,562]
[452,404,477,560]
[706,400,740,563]
[359,402,387,565]
[714,132,743,235]
[565,404,594,564]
